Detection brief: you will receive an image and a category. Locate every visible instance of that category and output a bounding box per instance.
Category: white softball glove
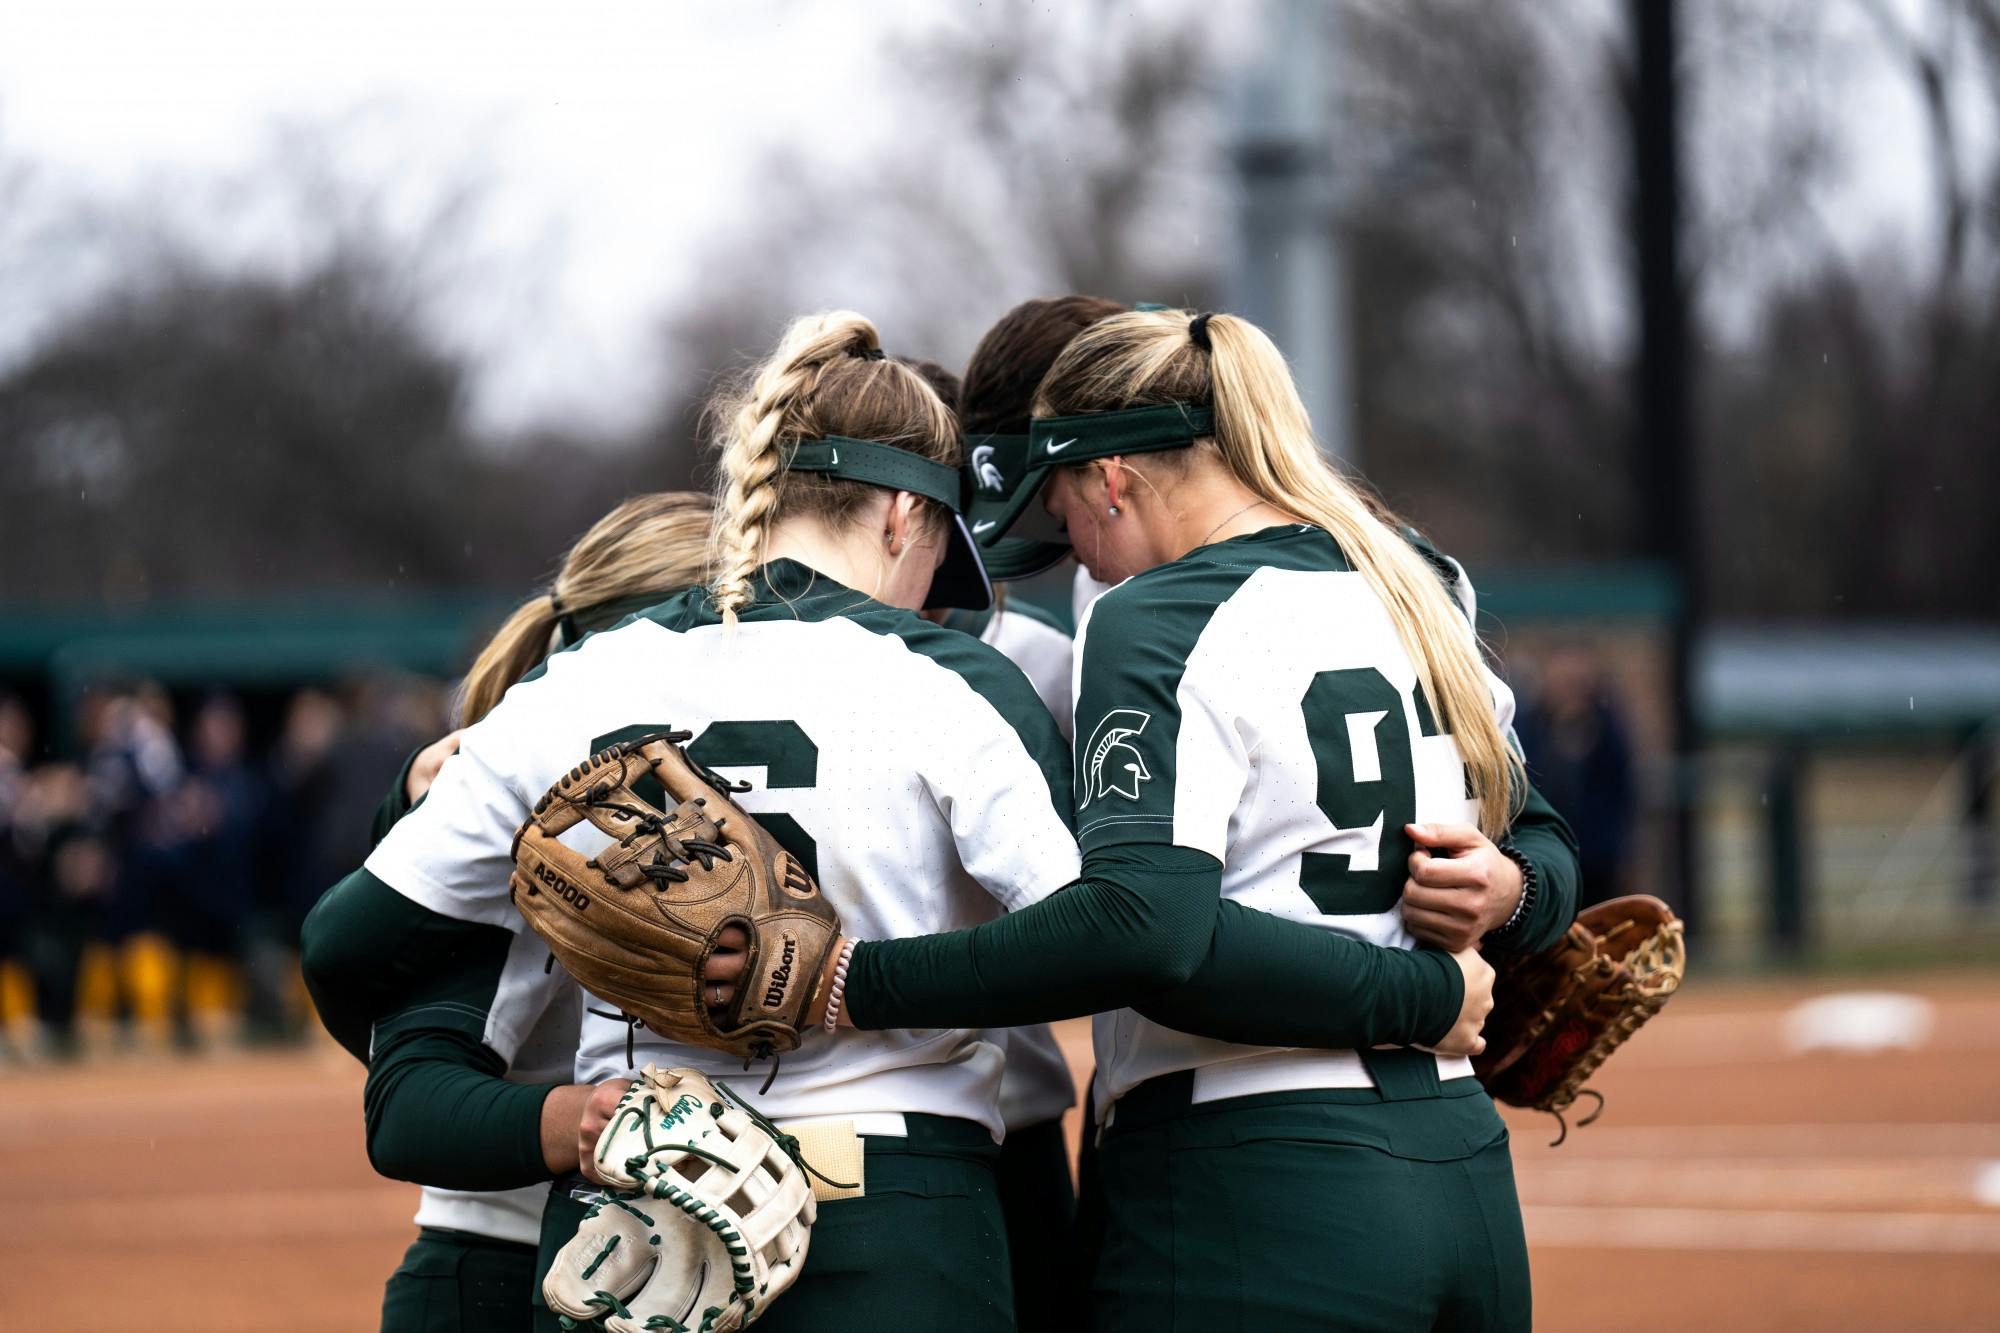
[543,1065,832,1333]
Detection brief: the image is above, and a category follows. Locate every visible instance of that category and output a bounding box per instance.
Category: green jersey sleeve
[369,748,421,849]
[846,844,1463,1050]
[1071,562,1258,857]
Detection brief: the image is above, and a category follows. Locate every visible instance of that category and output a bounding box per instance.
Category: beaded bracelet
[822,940,857,1034]
[1487,841,1539,941]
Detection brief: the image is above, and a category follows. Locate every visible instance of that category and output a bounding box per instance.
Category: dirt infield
[1500,970,2000,1333]
[1,970,1995,1331]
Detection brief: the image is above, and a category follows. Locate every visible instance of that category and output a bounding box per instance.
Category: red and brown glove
[1473,895,1686,1143]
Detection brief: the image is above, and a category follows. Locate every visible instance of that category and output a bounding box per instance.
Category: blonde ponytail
[459,491,713,724]
[460,597,561,727]
[1039,311,1523,838]
[706,311,960,625]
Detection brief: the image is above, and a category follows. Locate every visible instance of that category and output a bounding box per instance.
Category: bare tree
[1330,0,1633,562]
[0,113,672,603]
[0,246,470,601]
[1694,0,2000,618]
[634,0,1228,446]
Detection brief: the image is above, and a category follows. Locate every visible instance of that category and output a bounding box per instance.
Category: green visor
[783,437,993,611]
[960,403,1216,581]
[963,434,1068,581]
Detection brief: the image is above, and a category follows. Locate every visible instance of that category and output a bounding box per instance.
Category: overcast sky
[0,0,958,432]
[0,0,1983,434]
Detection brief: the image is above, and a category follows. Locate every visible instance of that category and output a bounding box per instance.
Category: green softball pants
[997,1115,1084,1330]
[532,1114,1014,1333]
[381,1226,537,1333]
[1089,1069,1531,1332]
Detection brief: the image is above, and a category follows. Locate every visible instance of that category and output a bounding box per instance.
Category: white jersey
[1072,565,1115,629]
[981,605,1077,743]
[966,605,1080,1131]
[369,560,1079,1142]
[1071,526,1515,1117]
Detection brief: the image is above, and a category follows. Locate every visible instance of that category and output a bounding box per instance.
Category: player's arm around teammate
[361,314,1093,1333]
[757,309,1577,1331]
[301,494,712,1333]
[698,305,1495,1057]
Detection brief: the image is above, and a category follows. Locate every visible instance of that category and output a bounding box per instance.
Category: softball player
[813,308,1580,1330]
[955,293,1130,1325]
[311,478,1084,1331]
[362,312,1090,1332]
[309,352,1082,1329]
[302,493,714,1333]
[913,346,1106,1333]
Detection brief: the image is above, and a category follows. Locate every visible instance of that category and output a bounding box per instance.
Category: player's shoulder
[846,600,1050,715]
[626,582,714,634]
[993,596,1070,638]
[1084,526,1333,653]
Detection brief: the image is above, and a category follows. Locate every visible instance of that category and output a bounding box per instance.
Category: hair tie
[548,592,566,617]
[855,346,886,361]
[1188,313,1214,352]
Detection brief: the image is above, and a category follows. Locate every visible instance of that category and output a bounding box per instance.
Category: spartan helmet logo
[1080,708,1153,811]
[971,444,1004,493]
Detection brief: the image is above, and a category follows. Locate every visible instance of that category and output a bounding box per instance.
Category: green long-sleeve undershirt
[847,844,1469,1050]
[363,1018,555,1191]
[850,781,1580,1050]
[317,748,1578,1182]
[299,756,562,1192]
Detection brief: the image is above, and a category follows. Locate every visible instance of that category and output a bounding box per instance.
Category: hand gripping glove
[511,731,843,1065]
[1472,894,1686,1143]
[545,1066,841,1332]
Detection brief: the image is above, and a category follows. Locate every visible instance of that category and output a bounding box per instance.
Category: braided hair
[707,312,960,626]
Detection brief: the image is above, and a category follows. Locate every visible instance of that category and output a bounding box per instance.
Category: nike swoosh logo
[1045,438,1078,455]
[829,447,839,465]
[973,520,997,534]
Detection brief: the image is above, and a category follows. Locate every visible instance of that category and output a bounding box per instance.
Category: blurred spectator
[267,688,344,926]
[147,695,263,1047]
[309,678,439,885]
[79,685,185,1046]
[0,677,447,1054]
[0,696,35,1052]
[85,685,185,823]
[249,679,436,1041]
[16,762,113,1056]
[1515,645,1637,909]
[247,688,346,1041]
[0,694,30,790]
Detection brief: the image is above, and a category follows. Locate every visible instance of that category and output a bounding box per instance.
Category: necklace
[1197,499,1269,549]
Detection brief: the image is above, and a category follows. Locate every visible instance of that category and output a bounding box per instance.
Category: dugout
[1468,581,2000,962]
[1695,628,2000,957]
[0,596,512,758]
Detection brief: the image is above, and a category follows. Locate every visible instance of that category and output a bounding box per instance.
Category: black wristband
[1486,840,1539,943]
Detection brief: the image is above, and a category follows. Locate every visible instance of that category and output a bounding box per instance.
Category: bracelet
[1488,841,1538,941]
[821,940,857,1034]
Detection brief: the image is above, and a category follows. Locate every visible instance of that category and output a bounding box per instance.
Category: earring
[1107,505,1120,516]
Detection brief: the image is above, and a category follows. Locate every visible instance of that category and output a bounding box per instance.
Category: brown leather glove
[1472,894,1686,1143]
[511,731,842,1064]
